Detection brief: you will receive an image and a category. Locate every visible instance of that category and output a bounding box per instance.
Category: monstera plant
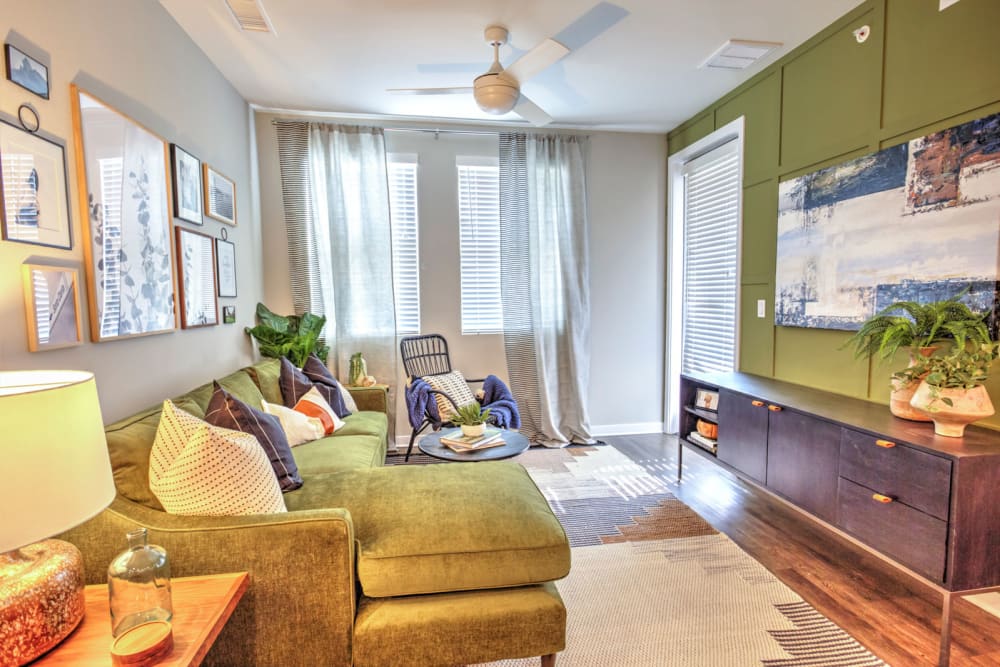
[244,303,329,366]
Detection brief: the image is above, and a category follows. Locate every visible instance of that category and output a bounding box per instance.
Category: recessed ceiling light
[224,0,276,34]
[701,39,782,70]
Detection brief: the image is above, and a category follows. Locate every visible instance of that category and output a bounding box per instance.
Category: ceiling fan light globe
[473,73,519,114]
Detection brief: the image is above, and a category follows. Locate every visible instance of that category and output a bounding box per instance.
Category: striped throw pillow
[424,370,477,421]
[150,400,286,516]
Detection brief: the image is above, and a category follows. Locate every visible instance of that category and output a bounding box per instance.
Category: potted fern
[847,291,992,421]
[450,403,492,437]
[906,341,999,437]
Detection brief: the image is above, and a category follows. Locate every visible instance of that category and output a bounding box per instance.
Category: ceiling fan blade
[387,87,474,96]
[513,95,553,126]
[503,39,570,84]
[553,2,629,51]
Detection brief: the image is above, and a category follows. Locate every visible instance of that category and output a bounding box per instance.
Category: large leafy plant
[897,342,1000,402]
[244,303,329,366]
[847,289,992,361]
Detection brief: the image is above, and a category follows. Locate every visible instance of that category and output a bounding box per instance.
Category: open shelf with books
[678,377,720,460]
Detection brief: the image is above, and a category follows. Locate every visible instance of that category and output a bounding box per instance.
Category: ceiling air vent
[701,39,782,70]
[224,0,275,34]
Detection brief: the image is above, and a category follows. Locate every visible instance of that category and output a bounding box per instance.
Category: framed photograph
[223,305,236,324]
[175,226,218,328]
[0,119,72,249]
[203,164,236,225]
[21,264,83,351]
[215,237,237,297]
[170,144,202,225]
[71,86,176,341]
[4,44,49,99]
[694,388,719,411]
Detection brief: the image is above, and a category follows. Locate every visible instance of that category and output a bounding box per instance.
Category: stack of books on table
[440,427,505,452]
[687,431,718,454]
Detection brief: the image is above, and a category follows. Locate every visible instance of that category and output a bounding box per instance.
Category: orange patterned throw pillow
[149,400,287,516]
[292,387,345,435]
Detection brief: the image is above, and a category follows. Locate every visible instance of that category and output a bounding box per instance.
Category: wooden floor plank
[602,433,1000,666]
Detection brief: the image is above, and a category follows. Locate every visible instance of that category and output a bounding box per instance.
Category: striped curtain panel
[499,133,594,446]
[273,120,398,435]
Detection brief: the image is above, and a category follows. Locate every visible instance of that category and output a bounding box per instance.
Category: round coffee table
[418,429,530,462]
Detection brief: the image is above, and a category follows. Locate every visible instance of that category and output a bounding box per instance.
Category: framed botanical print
[215,237,237,297]
[21,264,83,351]
[71,85,176,341]
[203,163,236,225]
[0,119,72,249]
[170,144,202,224]
[175,226,218,328]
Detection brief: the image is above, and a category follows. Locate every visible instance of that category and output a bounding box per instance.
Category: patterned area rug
[387,444,887,666]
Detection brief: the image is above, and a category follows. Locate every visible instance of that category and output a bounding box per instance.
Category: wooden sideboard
[679,371,1000,666]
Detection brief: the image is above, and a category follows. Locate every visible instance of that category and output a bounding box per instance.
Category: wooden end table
[418,429,530,462]
[33,572,248,667]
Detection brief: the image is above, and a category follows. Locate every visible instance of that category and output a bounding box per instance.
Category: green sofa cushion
[292,431,387,475]
[245,358,283,406]
[353,583,565,667]
[286,462,570,598]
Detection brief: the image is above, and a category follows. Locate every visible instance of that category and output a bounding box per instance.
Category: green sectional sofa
[60,359,570,667]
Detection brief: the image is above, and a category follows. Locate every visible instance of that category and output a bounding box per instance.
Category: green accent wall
[668,0,1000,429]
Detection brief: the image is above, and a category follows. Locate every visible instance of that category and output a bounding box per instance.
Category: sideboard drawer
[839,428,951,520]
[837,477,947,582]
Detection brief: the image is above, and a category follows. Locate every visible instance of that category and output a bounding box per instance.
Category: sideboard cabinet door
[765,409,841,522]
[717,390,769,483]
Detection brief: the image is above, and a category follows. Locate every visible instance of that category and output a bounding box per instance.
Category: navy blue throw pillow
[302,354,351,418]
[279,356,350,418]
[204,381,303,492]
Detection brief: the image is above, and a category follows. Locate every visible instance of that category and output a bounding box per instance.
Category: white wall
[254,110,667,440]
[0,1,259,422]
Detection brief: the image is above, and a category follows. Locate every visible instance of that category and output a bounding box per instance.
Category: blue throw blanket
[405,378,441,430]
[481,375,521,430]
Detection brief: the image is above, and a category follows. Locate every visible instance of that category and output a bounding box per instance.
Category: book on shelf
[687,431,718,453]
[439,427,504,449]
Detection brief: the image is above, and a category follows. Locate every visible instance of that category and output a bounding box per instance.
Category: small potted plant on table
[847,291,992,421]
[906,341,999,437]
[450,403,492,438]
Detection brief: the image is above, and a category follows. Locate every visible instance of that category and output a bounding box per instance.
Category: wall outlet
[757,299,766,318]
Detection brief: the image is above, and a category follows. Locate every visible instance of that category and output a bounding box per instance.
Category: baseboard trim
[590,422,665,437]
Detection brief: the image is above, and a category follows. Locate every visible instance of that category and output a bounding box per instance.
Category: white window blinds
[681,139,741,374]
[457,156,502,334]
[388,153,420,335]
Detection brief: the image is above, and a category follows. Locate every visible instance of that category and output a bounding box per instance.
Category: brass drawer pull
[875,439,896,449]
[872,493,894,504]
[768,405,782,412]
[751,400,765,407]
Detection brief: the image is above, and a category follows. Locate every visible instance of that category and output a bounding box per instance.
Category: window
[680,138,741,374]
[457,156,502,334]
[388,153,420,334]
[98,157,124,338]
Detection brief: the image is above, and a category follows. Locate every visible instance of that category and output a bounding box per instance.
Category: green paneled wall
[667,0,1000,428]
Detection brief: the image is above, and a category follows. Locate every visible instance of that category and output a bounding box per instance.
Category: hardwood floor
[604,433,1000,667]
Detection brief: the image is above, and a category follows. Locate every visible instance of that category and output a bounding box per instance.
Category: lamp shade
[0,370,115,552]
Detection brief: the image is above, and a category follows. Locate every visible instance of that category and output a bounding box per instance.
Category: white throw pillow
[149,400,287,516]
[261,399,326,446]
[339,383,359,413]
[424,370,477,421]
[293,386,345,435]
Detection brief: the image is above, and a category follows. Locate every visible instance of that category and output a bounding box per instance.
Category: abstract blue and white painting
[775,113,1000,334]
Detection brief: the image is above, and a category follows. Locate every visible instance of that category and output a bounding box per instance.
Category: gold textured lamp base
[0,539,86,666]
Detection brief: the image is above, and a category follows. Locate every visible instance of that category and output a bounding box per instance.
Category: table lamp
[0,370,115,665]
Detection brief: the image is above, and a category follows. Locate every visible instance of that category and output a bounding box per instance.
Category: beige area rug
[470,445,888,667]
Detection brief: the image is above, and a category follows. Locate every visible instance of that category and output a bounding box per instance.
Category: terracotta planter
[889,346,937,422]
[909,381,995,437]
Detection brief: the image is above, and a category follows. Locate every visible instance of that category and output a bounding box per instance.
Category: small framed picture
[4,44,49,99]
[175,226,218,329]
[695,388,719,411]
[215,238,237,297]
[0,119,72,249]
[223,305,236,324]
[170,144,203,224]
[203,164,236,225]
[21,264,83,351]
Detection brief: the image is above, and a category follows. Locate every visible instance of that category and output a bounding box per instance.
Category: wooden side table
[33,572,248,667]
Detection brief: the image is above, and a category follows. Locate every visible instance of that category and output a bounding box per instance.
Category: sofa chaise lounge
[60,358,570,666]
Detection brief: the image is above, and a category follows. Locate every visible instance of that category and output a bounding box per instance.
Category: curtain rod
[269,118,505,136]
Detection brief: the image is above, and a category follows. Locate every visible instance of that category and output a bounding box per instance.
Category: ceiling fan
[387,4,629,126]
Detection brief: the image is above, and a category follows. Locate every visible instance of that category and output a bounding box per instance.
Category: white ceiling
[160,0,862,133]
